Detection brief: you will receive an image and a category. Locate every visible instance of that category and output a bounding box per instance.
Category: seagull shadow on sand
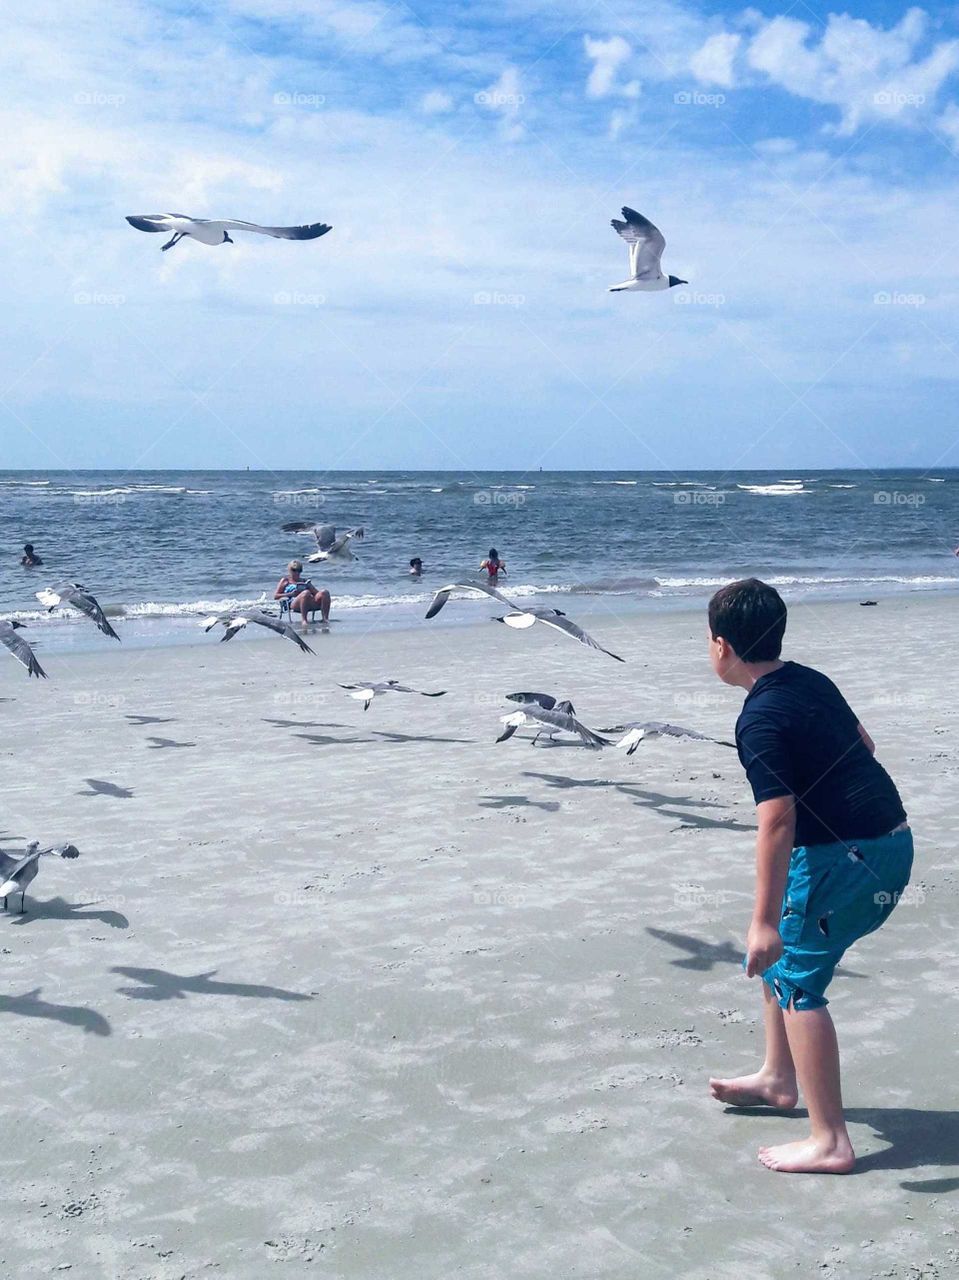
[0,987,110,1036]
[295,732,367,748]
[262,719,351,730]
[111,966,313,1003]
[646,927,867,979]
[646,927,744,971]
[125,714,177,726]
[6,897,129,929]
[369,730,473,746]
[145,736,197,750]
[479,794,562,813]
[522,772,752,831]
[78,779,134,799]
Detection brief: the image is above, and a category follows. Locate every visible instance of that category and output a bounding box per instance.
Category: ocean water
[1,469,957,652]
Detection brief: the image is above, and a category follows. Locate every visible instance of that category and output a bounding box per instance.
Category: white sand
[1,595,957,1278]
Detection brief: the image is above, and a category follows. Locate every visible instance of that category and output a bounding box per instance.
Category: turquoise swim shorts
[761,825,914,1011]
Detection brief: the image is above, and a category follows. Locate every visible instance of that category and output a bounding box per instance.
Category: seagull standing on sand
[0,842,80,913]
[126,214,332,252]
[338,680,447,711]
[600,721,735,756]
[36,582,120,641]
[608,207,687,293]
[0,621,46,679]
[498,703,610,749]
[202,610,313,653]
[425,582,624,662]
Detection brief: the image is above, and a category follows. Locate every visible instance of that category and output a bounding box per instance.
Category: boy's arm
[857,723,875,755]
[745,795,796,978]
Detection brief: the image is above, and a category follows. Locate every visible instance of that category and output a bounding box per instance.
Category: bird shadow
[262,719,351,730]
[370,730,473,745]
[522,771,749,829]
[111,966,312,1003]
[295,732,367,748]
[0,987,111,1036]
[646,927,744,971]
[125,714,176,726]
[145,737,197,750]
[77,779,134,798]
[645,927,868,980]
[479,794,562,813]
[6,898,129,929]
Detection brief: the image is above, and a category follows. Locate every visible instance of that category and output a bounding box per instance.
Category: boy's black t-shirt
[736,661,906,848]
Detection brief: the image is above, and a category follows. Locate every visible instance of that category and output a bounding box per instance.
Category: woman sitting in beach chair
[275,560,331,626]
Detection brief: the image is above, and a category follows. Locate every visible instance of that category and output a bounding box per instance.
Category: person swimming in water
[409,557,423,577]
[21,544,42,568]
[480,548,506,583]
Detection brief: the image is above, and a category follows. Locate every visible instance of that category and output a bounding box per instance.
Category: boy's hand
[745,920,783,978]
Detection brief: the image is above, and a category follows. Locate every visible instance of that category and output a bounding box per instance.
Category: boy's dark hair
[708,578,787,661]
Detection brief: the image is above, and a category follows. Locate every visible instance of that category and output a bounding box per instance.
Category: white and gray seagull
[425,582,624,662]
[36,582,120,641]
[608,206,687,293]
[338,679,447,711]
[498,703,611,749]
[600,720,736,756]
[0,621,46,679]
[0,841,80,913]
[281,522,365,563]
[202,609,313,653]
[126,213,332,252]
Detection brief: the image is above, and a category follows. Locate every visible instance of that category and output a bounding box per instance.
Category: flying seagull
[600,721,736,756]
[424,582,624,662]
[126,214,332,252]
[497,703,610,748]
[36,582,120,641]
[609,207,687,293]
[338,679,447,711]
[202,609,313,653]
[0,621,46,679]
[281,522,365,563]
[0,841,80,913]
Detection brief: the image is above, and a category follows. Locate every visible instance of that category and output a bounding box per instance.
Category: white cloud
[690,32,740,88]
[420,89,453,114]
[583,35,632,98]
[747,10,959,133]
[476,66,525,139]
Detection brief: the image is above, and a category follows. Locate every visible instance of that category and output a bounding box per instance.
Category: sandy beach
[1,594,957,1279]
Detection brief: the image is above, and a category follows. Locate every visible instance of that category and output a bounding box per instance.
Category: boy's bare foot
[758,1135,855,1173]
[708,1070,798,1109]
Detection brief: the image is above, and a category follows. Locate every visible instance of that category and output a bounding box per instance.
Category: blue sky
[4,0,959,469]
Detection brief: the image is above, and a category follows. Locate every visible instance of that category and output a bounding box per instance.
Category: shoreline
[9,575,959,657]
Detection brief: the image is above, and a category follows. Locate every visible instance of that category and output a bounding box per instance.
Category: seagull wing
[0,626,47,678]
[248,612,314,653]
[611,207,666,280]
[126,215,177,232]
[218,220,332,240]
[532,612,625,662]
[506,691,559,710]
[2,847,42,881]
[281,519,323,534]
[425,581,518,620]
[61,588,120,641]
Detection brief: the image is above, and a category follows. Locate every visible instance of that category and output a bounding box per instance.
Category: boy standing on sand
[706,579,912,1173]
